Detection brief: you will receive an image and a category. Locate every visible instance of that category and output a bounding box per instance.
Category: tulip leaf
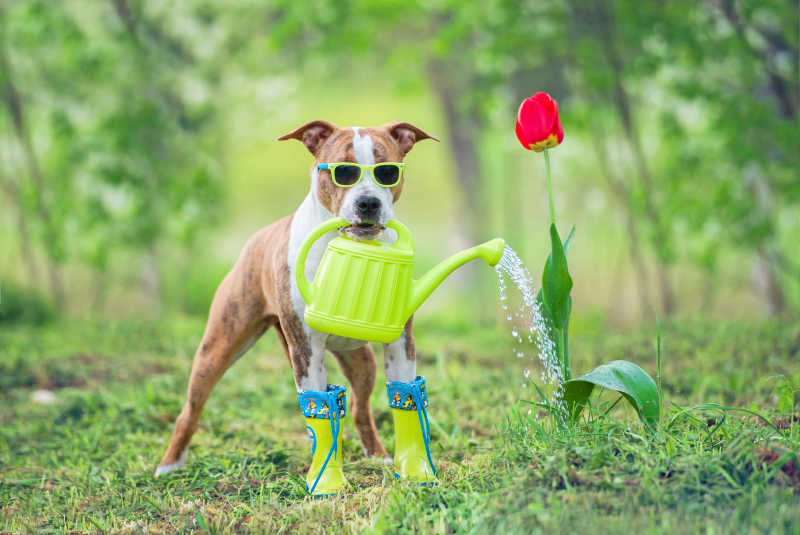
[563,360,661,429]
[535,224,575,305]
[563,225,576,253]
[541,223,572,331]
[535,225,575,310]
[537,225,576,380]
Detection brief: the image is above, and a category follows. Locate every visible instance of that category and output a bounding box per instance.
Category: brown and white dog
[155,120,438,476]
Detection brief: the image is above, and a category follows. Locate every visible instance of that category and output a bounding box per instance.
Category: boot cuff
[298,384,347,419]
[386,376,428,410]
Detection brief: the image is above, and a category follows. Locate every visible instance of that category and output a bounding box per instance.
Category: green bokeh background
[1,1,798,329]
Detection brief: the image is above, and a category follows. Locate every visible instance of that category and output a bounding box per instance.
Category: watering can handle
[295,218,412,304]
[385,219,414,251]
[295,217,349,304]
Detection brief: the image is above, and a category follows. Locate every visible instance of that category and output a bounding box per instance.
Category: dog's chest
[287,192,370,351]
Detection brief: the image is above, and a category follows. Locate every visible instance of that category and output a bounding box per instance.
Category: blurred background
[1,0,798,332]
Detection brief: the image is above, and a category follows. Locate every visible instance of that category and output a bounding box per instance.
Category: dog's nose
[355,196,381,220]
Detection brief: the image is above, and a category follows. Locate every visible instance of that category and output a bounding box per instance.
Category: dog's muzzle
[341,222,385,241]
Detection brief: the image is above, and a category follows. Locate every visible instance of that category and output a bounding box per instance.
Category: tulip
[515,92,564,152]
[516,92,564,227]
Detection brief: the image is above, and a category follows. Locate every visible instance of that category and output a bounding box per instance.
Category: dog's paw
[154,448,187,478]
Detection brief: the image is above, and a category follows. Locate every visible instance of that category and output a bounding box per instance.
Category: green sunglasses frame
[317,162,405,188]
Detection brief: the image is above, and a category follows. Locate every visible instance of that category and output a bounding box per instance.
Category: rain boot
[387,376,438,485]
[298,384,347,496]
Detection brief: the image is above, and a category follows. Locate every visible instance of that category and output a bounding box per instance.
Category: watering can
[295,217,506,343]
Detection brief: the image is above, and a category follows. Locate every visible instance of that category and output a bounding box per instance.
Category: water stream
[495,246,565,414]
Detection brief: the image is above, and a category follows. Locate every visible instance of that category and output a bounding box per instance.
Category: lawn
[1,314,799,533]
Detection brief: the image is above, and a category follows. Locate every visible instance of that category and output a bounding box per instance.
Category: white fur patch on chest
[287,166,373,357]
[287,168,334,330]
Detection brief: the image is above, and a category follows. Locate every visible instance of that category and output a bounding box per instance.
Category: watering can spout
[405,238,506,320]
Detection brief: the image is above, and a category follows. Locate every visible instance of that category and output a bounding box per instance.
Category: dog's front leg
[383,319,416,382]
[290,328,329,392]
[283,321,350,495]
[383,317,437,483]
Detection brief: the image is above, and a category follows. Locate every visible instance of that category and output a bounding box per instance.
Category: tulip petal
[517,98,549,146]
[552,99,564,144]
[554,118,564,144]
[515,118,532,151]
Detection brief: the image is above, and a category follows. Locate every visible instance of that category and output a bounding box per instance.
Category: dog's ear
[277,120,338,156]
[383,121,440,155]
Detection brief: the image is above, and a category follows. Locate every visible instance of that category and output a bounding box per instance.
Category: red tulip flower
[515,92,564,152]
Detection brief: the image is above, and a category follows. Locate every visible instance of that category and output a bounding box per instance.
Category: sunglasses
[317,162,405,188]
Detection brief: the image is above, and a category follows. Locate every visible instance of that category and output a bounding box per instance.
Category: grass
[1,314,799,533]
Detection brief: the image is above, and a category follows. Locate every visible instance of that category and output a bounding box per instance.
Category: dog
[155,120,438,476]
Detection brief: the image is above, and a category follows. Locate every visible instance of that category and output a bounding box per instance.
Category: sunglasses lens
[332,165,360,186]
[373,164,401,186]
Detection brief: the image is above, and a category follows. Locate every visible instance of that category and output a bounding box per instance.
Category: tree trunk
[592,0,676,315]
[0,177,41,285]
[0,18,65,309]
[589,134,653,314]
[426,59,486,244]
[746,165,787,316]
[717,1,795,316]
[142,244,163,315]
[753,247,786,316]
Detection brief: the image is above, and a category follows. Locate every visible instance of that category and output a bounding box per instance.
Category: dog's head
[279,120,438,240]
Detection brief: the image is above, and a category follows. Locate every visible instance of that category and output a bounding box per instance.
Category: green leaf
[564,225,576,253]
[535,224,575,322]
[563,360,660,428]
[541,223,573,330]
[772,377,794,414]
[536,225,576,380]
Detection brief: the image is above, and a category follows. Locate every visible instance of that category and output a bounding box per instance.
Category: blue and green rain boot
[298,384,348,496]
[387,376,438,485]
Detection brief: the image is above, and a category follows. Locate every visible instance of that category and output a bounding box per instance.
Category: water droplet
[495,245,564,414]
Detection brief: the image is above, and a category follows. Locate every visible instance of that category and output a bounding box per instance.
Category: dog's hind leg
[332,345,389,459]
[155,274,272,477]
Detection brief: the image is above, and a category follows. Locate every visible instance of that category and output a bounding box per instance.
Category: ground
[1,314,799,534]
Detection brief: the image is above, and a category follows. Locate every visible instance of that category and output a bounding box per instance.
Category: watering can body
[295,217,505,343]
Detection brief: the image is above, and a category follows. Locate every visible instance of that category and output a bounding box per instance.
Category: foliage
[563,360,660,427]
[0,280,54,325]
[1,0,798,317]
[0,1,223,309]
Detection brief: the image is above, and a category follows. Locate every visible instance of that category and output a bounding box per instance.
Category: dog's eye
[373,164,401,186]
[332,165,361,186]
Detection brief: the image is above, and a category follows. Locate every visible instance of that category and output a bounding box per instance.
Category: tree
[0,1,223,311]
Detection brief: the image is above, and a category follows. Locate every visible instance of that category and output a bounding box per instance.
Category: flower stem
[544,148,555,227]
[561,328,570,381]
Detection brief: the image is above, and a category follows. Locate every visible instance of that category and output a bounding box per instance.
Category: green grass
[1,315,799,533]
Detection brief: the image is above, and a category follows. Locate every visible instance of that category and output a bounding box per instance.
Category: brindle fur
[157,121,437,471]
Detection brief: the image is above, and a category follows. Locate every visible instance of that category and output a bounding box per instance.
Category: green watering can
[296,217,506,343]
